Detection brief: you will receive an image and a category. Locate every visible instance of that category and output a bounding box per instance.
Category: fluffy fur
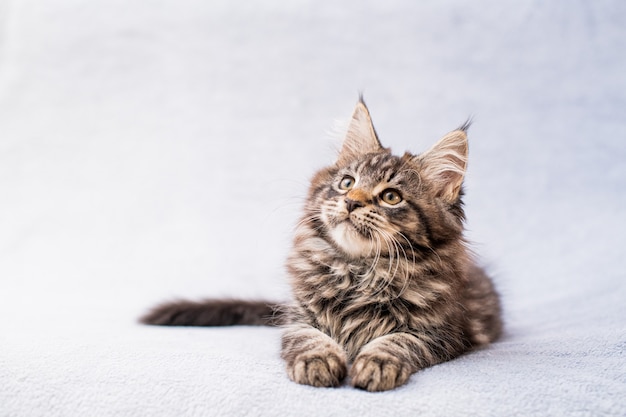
[141,99,502,391]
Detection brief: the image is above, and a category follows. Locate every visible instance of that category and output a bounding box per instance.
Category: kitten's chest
[294,251,450,350]
[289,244,423,346]
[325,256,406,299]
[309,260,409,340]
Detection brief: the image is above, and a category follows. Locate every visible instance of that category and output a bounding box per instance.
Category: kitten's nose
[345,198,364,213]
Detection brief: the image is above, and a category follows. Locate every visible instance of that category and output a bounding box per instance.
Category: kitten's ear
[337,98,383,164]
[417,128,469,203]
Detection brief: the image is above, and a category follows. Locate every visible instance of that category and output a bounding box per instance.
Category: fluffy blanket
[1,1,624,416]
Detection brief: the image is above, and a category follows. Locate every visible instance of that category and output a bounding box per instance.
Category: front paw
[287,350,347,388]
[350,351,411,391]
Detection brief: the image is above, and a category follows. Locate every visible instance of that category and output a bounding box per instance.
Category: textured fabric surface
[1,1,625,416]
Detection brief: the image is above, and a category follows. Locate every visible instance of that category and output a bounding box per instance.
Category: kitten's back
[462,265,503,345]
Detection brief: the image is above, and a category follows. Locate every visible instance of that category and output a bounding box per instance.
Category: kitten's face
[307,99,468,259]
[319,152,430,258]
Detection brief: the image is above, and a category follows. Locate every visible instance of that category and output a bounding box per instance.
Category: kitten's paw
[350,351,411,392]
[287,350,347,388]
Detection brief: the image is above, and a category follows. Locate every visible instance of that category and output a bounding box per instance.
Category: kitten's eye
[380,189,402,205]
[339,175,355,190]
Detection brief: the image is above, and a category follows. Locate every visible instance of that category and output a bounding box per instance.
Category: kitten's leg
[281,325,348,387]
[350,332,449,392]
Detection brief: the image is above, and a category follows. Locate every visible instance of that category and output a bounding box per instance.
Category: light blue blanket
[1,1,624,416]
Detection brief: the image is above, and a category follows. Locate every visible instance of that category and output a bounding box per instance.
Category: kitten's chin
[328,222,375,258]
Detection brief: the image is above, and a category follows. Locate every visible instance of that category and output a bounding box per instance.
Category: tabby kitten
[141,99,502,391]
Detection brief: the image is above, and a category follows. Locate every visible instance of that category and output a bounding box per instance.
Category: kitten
[141,98,502,391]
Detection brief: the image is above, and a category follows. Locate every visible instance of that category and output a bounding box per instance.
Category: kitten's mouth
[331,210,369,236]
[328,218,375,258]
[342,217,371,238]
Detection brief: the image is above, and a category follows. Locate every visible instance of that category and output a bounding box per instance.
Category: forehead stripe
[358,153,401,175]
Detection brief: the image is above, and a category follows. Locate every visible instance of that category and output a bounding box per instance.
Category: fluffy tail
[139,299,286,327]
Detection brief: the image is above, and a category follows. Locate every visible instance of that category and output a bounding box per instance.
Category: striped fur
[141,99,502,392]
[140,299,283,326]
[281,99,501,391]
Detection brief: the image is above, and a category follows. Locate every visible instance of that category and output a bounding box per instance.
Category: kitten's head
[307,99,469,259]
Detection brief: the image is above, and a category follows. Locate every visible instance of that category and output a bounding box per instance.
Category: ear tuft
[337,98,383,164]
[457,118,473,133]
[417,129,468,203]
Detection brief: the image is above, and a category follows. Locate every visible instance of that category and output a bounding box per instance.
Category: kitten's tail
[139,299,286,327]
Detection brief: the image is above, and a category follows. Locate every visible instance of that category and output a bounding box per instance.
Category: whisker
[393,231,418,299]
[369,226,403,294]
